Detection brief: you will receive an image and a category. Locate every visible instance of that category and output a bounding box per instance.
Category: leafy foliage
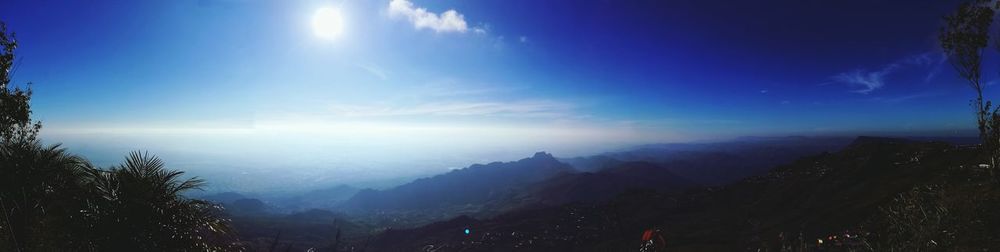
[0,22,40,144]
[0,21,240,251]
[843,3,1000,250]
[941,0,1000,183]
[79,152,239,251]
[940,1,994,89]
[0,21,90,251]
[0,140,90,251]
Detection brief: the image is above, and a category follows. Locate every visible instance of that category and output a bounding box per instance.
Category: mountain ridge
[338,151,574,215]
[364,136,993,251]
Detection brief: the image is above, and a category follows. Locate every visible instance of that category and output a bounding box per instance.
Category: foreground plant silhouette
[0,140,90,250]
[940,0,1000,184]
[0,20,89,251]
[80,151,238,251]
[856,0,1000,250]
[0,21,240,251]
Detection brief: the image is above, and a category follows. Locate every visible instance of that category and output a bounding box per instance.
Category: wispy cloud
[388,0,480,33]
[833,68,895,94]
[909,52,948,83]
[396,79,528,100]
[623,118,744,128]
[329,100,575,118]
[866,91,945,104]
[355,63,388,80]
[831,52,945,94]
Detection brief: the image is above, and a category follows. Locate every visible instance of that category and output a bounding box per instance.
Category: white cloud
[519,36,528,43]
[388,0,475,33]
[831,52,944,94]
[472,27,488,35]
[833,67,896,94]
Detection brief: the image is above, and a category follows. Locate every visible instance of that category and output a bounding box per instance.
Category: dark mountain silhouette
[339,152,573,215]
[559,155,623,173]
[545,161,697,202]
[230,208,364,251]
[199,191,249,204]
[197,192,275,217]
[228,153,702,248]
[365,137,997,251]
[490,161,698,211]
[226,198,270,217]
[563,136,854,185]
[198,185,360,214]
[268,184,360,212]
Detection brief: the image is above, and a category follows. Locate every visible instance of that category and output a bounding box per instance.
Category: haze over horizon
[0,0,984,191]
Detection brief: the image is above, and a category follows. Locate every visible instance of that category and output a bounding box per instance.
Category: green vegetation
[856,0,1000,250]
[0,22,239,251]
[6,1,1000,251]
[940,0,1000,184]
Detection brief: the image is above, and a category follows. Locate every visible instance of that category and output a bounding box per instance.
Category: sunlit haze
[7,0,1000,251]
[1,0,977,192]
[312,7,344,40]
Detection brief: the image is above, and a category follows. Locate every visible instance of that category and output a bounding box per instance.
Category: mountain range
[338,152,574,217]
[202,136,934,250]
[365,136,999,251]
[561,136,854,185]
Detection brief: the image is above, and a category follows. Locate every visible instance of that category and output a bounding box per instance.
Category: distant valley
[197,136,880,250]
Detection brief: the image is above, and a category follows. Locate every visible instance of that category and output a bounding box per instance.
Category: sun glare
[312,7,344,40]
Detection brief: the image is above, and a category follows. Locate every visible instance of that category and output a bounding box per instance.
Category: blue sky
[0,0,986,190]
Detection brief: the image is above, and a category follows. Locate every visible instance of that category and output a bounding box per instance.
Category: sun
[312,7,345,40]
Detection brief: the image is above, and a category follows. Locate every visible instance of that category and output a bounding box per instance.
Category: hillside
[338,152,574,218]
[365,137,1000,251]
[562,136,854,185]
[488,161,698,211]
[224,153,703,249]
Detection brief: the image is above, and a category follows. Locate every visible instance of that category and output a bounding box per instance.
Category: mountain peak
[526,152,562,164]
[532,151,554,159]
